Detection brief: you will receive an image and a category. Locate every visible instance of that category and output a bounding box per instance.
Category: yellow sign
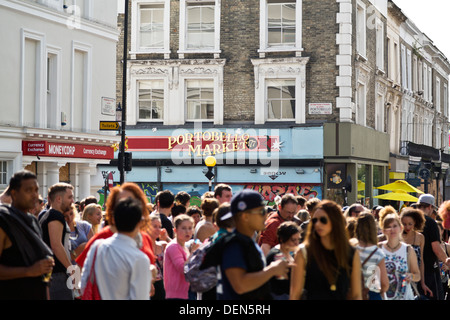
[100,121,119,130]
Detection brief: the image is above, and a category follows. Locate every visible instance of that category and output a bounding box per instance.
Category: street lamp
[205,156,216,191]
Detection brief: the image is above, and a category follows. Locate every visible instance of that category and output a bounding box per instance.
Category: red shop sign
[22,141,114,160]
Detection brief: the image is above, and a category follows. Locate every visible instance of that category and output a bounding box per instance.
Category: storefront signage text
[168,131,252,156]
[22,141,114,160]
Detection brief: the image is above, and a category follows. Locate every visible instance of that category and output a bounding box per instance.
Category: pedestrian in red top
[76,182,155,269]
[258,194,298,256]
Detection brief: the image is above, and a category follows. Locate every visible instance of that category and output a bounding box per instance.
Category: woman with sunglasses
[290,200,362,300]
[379,213,420,300]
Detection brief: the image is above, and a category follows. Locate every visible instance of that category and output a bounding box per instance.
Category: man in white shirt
[80,198,151,300]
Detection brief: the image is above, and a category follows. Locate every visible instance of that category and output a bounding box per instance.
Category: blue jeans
[369,290,383,300]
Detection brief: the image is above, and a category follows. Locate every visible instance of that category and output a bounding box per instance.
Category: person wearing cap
[416,194,450,300]
[201,189,293,300]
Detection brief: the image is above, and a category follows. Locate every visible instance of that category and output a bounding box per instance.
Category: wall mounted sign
[126,132,280,157]
[309,103,332,115]
[22,141,114,160]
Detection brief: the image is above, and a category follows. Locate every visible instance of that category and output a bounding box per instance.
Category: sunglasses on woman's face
[312,216,328,225]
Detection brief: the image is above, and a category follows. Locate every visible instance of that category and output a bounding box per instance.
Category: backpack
[184,240,218,293]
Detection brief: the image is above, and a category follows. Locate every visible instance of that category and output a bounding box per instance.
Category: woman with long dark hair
[290,200,362,300]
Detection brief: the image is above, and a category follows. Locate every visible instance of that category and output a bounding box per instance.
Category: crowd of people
[0,169,449,300]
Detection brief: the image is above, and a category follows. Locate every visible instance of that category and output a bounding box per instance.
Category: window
[186,80,214,121]
[131,0,170,57]
[418,60,423,92]
[436,78,441,113]
[71,41,92,132]
[179,0,221,57]
[267,2,296,47]
[401,45,407,89]
[393,42,399,83]
[356,83,366,126]
[407,49,412,91]
[436,124,442,149]
[423,64,428,100]
[139,4,164,49]
[356,1,366,57]
[46,46,61,130]
[267,79,295,120]
[376,18,384,71]
[375,94,384,132]
[428,66,433,103]
[187,2,215,49]
[0,161,7,185]
[252,58,308,124]
[259,0,302,57]
[138,80,164,121]
[444,84,448,117]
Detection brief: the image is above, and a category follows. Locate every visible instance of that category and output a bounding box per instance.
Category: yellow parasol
[374,189,419,202]
[375,180,423,194]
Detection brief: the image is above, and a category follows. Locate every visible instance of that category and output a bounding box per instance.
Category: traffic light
[118,151,132,173]
[124,152,132,172]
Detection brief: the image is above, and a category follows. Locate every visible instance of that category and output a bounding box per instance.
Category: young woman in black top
[290,200,362,300]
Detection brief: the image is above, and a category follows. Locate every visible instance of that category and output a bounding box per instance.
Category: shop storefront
[323,123,390,208]
[100,126,324,206]
[22,138,116,200]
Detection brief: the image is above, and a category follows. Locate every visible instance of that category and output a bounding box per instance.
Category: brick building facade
[109,0,449,206]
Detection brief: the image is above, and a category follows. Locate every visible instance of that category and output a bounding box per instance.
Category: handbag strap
[89,246,99,282]
[362,247,378,267]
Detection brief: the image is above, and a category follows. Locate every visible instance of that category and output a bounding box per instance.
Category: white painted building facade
[0,0,120,200]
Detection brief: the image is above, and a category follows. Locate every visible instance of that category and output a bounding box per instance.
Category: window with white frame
[185,79,214,121]
[393,42,399,83]
[46,45,61,130]
[131,0,170,57]
[376,18,384,71]
[401,45,407,89]
[187,2,215,49]
[179,0,221,56]
[418,60,423,93]
[267,79,295,120]
[139,4,164,49]
[423,63,428,100]
[375,94,384,132]
[428,66,433,103]
[0,161,7,185]
[407,49,412,91]
[436,77,441,113]
[356,1,366,57]
[444,83,448,117]
[356,83,366,126]
[436,123,442,149]
[138,80,164,121]
[259,0,302,56]
[252,58,308,124]
[267,2,296,47]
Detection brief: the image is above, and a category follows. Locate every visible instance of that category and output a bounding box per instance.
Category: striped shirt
[356,245,385,293]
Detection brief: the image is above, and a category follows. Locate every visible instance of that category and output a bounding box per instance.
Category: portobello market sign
[126,130,281,158]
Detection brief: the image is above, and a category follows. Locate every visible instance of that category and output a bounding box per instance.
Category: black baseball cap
[230,189,265,215]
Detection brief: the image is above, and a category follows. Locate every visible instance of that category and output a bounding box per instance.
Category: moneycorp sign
[22,141,114,160]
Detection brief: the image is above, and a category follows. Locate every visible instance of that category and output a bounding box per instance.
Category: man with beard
[39,183,74,300]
